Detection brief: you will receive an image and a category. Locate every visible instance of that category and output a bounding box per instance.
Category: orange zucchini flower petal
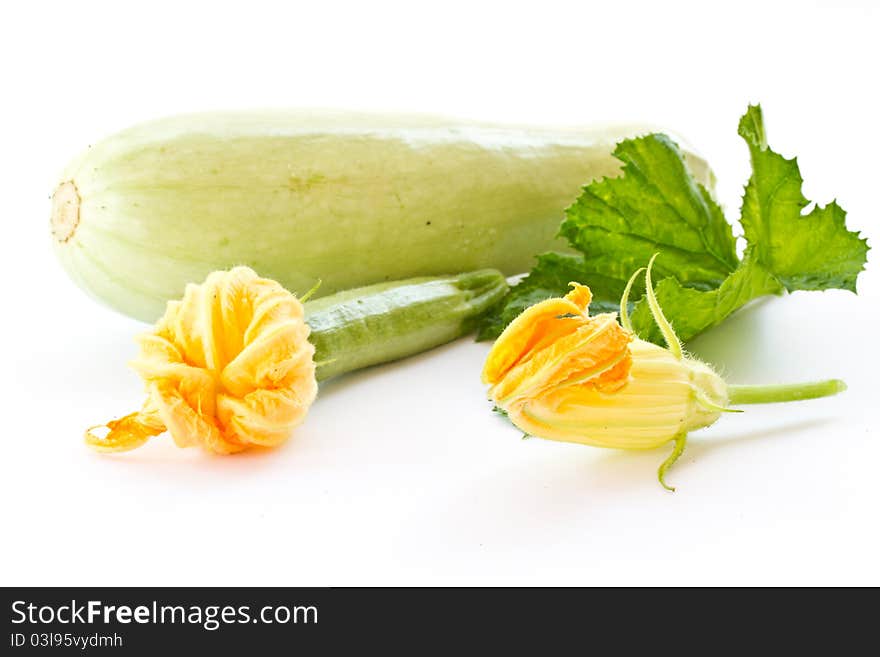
[86,267,317,454]
[482,283,633,405]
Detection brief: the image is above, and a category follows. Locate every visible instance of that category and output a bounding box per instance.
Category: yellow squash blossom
[86,267,317,454]
[483,256,846,490]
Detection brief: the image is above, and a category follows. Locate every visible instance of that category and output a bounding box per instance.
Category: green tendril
[645,254,683,360]
[619,267,645,332]
[299,279,323,303]
[694,389,743,414]
[658,433,688,492]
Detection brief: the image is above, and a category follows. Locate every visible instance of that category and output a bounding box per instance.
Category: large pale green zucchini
[50,110,712,322]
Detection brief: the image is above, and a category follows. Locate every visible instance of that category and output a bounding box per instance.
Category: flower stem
[728,379,847,405]
[657,433,688,492]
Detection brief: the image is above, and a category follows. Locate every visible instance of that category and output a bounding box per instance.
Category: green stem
[728,379,847,405]
[657,433,687,492]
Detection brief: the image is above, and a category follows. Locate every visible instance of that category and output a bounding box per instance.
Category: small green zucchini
[306,269,507,381]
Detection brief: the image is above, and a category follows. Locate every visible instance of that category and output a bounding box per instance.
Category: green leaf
[738,105,869,292]
[560,134,739,289]
[478,104,869,346]
[476,252,622,340]
[629,251,783,344]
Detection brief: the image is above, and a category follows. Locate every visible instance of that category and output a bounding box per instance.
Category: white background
[1,0,877,586]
